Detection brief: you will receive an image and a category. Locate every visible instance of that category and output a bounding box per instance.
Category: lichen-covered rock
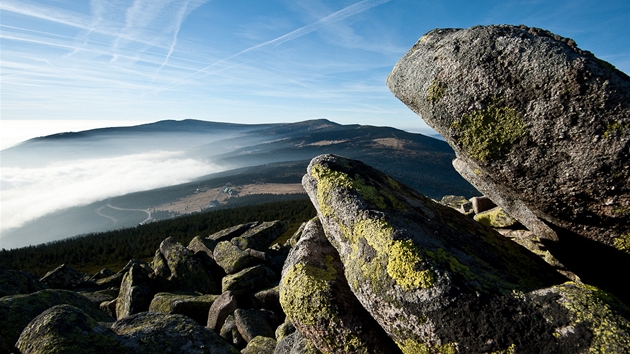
[231,221,288,251]
[149,292,218,325]
[96,259,152,289]
[274,331,322,354]
[207,291,238,331]
[302,154,630,353]
[474,206,519,228]
[275,320,295,342]
[112,311,239,354]
[0,289,114,348]
[387,24,629,251]
[220,314,246,348]
[88,267,115,281]
[0,266,47,297]
[116,263,153,319]
[222,265,273,296]
[39,263,88,290]
[79,288,118,306]
[249,285,281,314]
[153,237,218,294]
[234,308,277,343]
[242,336,277,354]
[213,241,261,274]
[16,305,126,354]
[280,218,402,354]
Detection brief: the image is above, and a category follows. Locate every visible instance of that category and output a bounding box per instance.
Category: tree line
[0,199,316,276]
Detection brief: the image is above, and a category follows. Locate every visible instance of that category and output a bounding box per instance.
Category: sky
[1,0,629,149]
[1,0,629,247]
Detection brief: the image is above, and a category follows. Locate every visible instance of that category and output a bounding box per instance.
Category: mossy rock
[474,206,519,228]
[213,241,260,274]
[16,305,126,354]
[221,265,272,296]
[0,266,47,298]
[241,336,277,354]
[302,154,630,353]
[0,289,114,348]
[280,218,402,354]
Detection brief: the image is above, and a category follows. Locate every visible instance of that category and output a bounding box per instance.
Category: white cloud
[0,151,223,233]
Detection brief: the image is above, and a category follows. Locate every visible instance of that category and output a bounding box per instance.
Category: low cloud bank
[0,150,223,236]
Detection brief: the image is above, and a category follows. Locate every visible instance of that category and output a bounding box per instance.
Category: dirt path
[154,183,305,214]
[94,204,152,224]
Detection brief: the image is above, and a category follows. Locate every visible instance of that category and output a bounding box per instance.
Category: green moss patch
[451,100,525,162]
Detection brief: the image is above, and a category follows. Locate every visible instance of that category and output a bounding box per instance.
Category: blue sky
[1,0,629,147]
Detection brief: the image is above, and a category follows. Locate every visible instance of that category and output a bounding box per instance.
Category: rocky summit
[2,24,630,354]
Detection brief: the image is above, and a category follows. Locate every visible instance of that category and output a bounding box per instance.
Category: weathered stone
[220,314,246,348]
[438,195,472,214]
[0,289,114,348]
[88,267,115,281]
[242,336,277,354]
[474,206,520,228]
[284,222,307,248]
[39,264,88,290]
[249,285,281,314]
[207,291,238,331]
[303,154,630,353]
[0,266,47,297]
[208,222,261,242]
[189,235,218,259]
[116,263,153,319]
[275,320,295,342]
[213,241,261,274]
[387,24,630,259]
[231,221,288,251]
[222,265,272,296]
[470,196,497,214]
[149,292,219,325]
[280,217,403,354]
[153,237,218,294]
[16,305,126,354]
[234,308,276,343]
[274,331,322,354]
[96,259,152,289]
[79,288,118,306]
[100,298,117,318]
[112,311,239,354]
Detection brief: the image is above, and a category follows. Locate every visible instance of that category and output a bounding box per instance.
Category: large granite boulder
[152,236,218,294]
[0,289,114,349]
[302,154,630,353]
[231,221,288,251]
[0,266,47,297]
[280,218,402,354]
[16,305,126,354]
[116,263,153,319]
[387,25,629,246]
[112,311,239,354]
[39,263,88,290]
[274,331,322,354]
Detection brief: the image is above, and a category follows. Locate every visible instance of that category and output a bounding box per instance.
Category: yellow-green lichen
[428,78,445,103]
[398,339,457,354]
[613,233,630,254]
[451,99,525,162]
[603,121,629,139]
[279,255,337,326]
[354,219,435,291]
[554,282,630,353]
[426,248,473,279]
[490,343,516,354]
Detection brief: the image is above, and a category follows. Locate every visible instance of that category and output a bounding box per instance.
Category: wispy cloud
[150,0,392,95]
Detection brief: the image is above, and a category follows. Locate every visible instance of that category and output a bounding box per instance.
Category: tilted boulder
[234,308,277,343]
[95,259,152,289]
[149,292,218,325]
[116,263,153,319]
[242,336,277,354]
[303,154,630,353]
[0,266,47,297]
[0,289,114,349]
[274,330,322,354]
[387,25,629,250]
[280,218,402,354]
[213,241,262,274]
[207,291,238,331]
[152,236,218,294]
[221,264,273,296]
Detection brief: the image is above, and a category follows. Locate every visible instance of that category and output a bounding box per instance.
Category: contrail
[148,0,392,95]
